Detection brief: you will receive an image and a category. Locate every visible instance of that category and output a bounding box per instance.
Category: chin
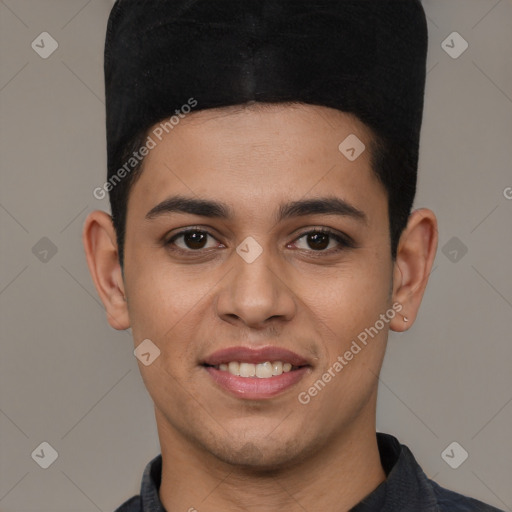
[206,433,310,471]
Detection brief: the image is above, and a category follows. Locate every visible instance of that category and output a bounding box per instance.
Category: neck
[156,409,386,512]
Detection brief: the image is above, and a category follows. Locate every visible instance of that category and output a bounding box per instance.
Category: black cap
[105,0,428,178]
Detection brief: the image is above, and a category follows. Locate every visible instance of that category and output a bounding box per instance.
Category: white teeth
[272,361,283,375]
[228,361,240,376]
[256,362,273,378]
[239,362,256,377]
[214,361,296,378]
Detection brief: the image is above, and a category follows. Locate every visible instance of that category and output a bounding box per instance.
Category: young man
[83,1,503,510]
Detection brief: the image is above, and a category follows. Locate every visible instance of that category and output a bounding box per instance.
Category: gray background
[1,0,511,510]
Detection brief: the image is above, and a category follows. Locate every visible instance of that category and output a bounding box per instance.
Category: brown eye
[182,231,208,249]
[167,230,219,251]
[306,232,330,250]
[291,229,352,253]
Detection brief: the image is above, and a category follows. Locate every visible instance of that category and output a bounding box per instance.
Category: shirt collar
[140,453,165,512]
[139,433,439,512]
[350,433,439,512]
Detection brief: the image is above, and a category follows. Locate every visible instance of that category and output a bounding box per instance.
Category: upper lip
[202,346,311,367]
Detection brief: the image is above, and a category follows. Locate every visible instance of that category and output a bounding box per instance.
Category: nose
[215,244,297,329]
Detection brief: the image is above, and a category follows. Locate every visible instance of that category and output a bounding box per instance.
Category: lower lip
[204,366,310,399]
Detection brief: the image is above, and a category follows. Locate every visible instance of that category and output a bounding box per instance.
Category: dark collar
[350,433,438,511]
[137,433,440,512]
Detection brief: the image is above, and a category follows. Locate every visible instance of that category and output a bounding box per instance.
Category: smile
[206,361,298,378]
[201,345,312,399]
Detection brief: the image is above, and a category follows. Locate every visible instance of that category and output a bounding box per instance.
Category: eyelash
[165,227,354,255]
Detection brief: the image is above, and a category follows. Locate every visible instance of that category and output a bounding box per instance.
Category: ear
[390,208,438,332]
[82,210,130,330]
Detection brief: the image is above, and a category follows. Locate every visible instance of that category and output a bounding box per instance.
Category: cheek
[298,267,390,426]
[306,253,391,326]
[124,262,208,402]
[123,247,205,347]
[302,250,392,373]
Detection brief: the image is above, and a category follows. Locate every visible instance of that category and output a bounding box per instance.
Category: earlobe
[82,210,131,330]
[390,208,438,332]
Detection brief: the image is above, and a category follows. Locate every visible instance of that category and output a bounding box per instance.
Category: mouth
[201,346,312,399]
[203,360,302,378]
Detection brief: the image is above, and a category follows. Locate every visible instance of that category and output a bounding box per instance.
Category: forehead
[174,102,373,143]
[127,103,384,219]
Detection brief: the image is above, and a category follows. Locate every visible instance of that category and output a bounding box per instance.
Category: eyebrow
[145,195,367,225]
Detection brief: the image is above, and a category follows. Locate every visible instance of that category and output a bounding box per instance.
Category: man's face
[122,104,393,467]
